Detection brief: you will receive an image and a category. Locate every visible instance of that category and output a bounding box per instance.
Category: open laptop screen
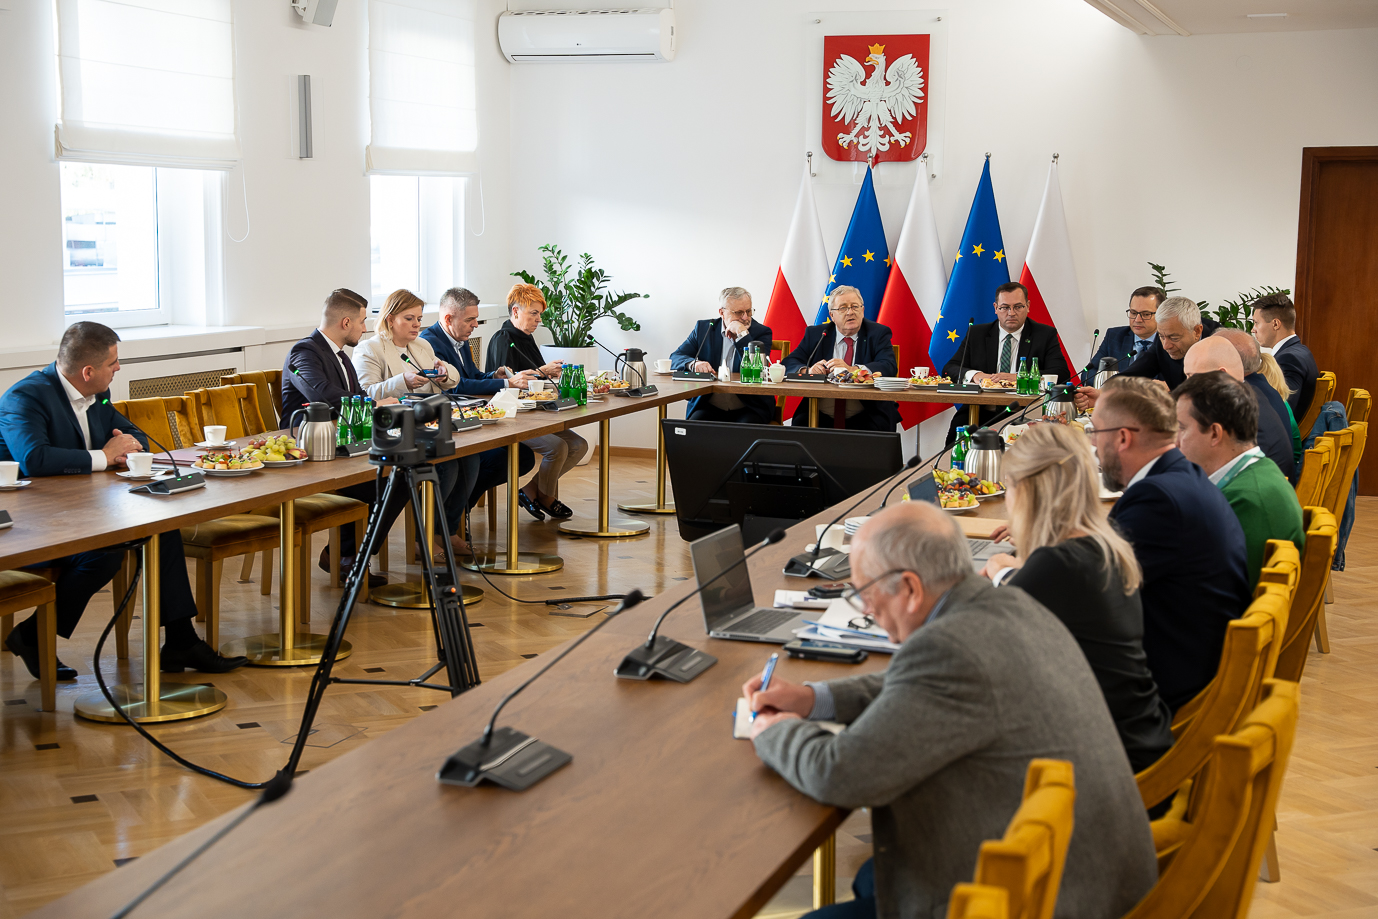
[689,525,755,630]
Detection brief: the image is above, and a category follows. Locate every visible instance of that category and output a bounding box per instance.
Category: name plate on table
[671,371,717,382]
[336,441,371,457]
[538,398,583,412]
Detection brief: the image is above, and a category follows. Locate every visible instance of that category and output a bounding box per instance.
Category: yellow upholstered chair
[892,343,901,372]
[966,759,1076,919]
[186,384,268,439]
[1123,680,1299,919]
[1271,507,1337,683]
[1313,421,1367,650]
[1293,437,1333,508]
[947,885,1009,919]
[1344,387,1370,425]
[221,371,283,428]
[0,571,58,711]
[1139,577,1292,813]
[1298,370,1334,438]
[770,339,791,425]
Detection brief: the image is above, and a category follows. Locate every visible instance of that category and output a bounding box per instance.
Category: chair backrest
[1344,387,1370,425]
[1124,680,1300,919]
[1293,437,1333,508]
[971,759,1075,919]
[1319,422,1367,518]
[947,884,1010,919]
[220,371,282,427]
[111,397,179,450]
[163,395,204,447]
[1270,506,1338,682]
[1139,585,1290,811]
[1299,371,1335,437]
[771,339,791,362]
[892,343,901,371]
[186,384,268,439]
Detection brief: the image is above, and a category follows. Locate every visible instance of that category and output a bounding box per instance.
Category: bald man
[1213,328,1297,481]
[1181,336,1293,480]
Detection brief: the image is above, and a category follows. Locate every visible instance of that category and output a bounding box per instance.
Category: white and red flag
[1019,159,1091,378]
[877,165,947,429]
[765,161,829,421]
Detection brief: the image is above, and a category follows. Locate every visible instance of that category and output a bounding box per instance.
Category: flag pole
[807,150,816,177]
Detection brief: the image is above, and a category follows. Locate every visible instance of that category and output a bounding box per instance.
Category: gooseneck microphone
[438,591,646,791]
[778,455,919,579]
[107,405,207,495]
[616,530,787,683]
[591,338,657,396]
[937,320,982,395]
[792,328,829,377]
[672,323,719,381]
[1077,329,1103,386]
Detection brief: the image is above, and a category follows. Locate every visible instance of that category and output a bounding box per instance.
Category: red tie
[834,337,855,428]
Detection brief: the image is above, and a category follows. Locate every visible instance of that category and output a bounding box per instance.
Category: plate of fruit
[191,451,264,476]
[244,435,309,467]
[910,374,952,388]
[829,367,875,388]
[934,469,1002,511]
[461,405,508,424]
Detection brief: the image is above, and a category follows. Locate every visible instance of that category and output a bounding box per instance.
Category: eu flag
[816,165,890,323]
[927,159,1010,369]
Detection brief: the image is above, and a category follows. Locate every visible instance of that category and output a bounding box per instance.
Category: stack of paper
[792,598,901,653]
[773,590,832,610]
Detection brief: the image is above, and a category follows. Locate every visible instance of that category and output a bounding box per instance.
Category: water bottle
[952,425,968,471]
[1028,357,1040,395]
[346,395,361,441]
[360,398,374,442]
[557,365,571,400]
[1016,357,1029,395]
[742,344,757,383]
[336,399,351,446]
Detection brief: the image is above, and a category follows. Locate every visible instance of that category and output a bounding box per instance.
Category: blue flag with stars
[928,159,1010,369]
[816,165,890,323]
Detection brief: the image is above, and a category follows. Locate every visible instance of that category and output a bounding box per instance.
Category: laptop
[690,524,809,643]
[908,474,1015,571]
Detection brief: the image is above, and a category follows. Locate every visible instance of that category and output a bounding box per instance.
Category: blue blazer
[669,318,776,423]
[783,319,900,430]
[0,363,147,477]
[420,322,505,397]
[1273,336,1318,417]
[1245,373,1295,482]
[1087,326,1154,383]
[1107,448,1252,711]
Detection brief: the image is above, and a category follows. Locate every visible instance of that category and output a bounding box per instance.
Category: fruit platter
[460,405,508,423]
[934,468,1003,510]
[829,366,875,387]
[192,450,264,476]
[243,434,308,466]
[909,374,952,387]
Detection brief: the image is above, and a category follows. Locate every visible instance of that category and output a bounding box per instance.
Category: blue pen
[751,652,780,721]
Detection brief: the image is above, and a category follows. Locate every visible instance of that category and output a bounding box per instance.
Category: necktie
[337,349,362,395]
[999,334,1013,374]
[834,337,855,428]
[1134,340,1147,358]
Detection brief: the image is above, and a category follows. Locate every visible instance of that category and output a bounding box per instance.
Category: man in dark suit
[1085,286,1163,382]
[1251,293,1318,419]
[783,286,899,431]
[1092,376,1251,711]
[669,286,776,424]
[1188,333,1294,481]
[0,322,247,681]
[1074,296,1220,413]
[941,281,1070,440]
[420,287,535,525]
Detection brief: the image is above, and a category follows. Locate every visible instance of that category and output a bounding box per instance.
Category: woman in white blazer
[353,289,477,555]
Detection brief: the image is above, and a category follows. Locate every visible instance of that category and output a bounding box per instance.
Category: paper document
[773,590,832,610]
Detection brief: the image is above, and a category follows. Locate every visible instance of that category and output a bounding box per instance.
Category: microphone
[937,320,982,395]
[781,456,919,579]
[786,326,830,380]
[616,530,787,682]
[672,320,719,381]
[438,591,647,791]
[106,405,206,496]
[1077,329,1103,386]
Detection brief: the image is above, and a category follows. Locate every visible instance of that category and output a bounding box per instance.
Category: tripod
[282,460,480,777]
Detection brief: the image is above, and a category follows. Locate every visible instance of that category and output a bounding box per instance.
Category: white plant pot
[541,346,600,465]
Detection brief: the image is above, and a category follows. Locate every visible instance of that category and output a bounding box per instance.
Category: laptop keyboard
[730,608,797,635]
[968,538,994,556]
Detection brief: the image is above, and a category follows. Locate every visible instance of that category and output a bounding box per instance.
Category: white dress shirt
[709,326,746,411]
[965,326,1022,382]
[320,330,358,385]
[1124,450,1170,492]
[1267,333,1297,355]
[56,370,108,472]
[439,324,510,387]
[1208,446,1265,486]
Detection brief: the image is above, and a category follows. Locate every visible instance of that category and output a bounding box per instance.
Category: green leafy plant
[1146,262,1289,332]
[511,245,645,348]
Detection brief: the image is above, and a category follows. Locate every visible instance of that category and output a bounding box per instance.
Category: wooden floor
[0,462,1373,918]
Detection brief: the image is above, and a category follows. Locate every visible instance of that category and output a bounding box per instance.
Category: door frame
[1294,145,1378,339]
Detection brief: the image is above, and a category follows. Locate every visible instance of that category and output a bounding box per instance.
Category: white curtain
[54,0,239,169]
[367,0,478,176]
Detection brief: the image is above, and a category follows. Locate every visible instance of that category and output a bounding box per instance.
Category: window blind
[367,0,478,176]
[54,0,239,169]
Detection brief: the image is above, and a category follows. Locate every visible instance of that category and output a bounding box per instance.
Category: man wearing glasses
[1074,296,1221,413]
[670,287,776,424]
[742,501,1157,919]
[1086,287,1164,381]
[782,286,899,430]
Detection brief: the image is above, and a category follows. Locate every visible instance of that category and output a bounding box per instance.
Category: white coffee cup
[0,461,18,486]
[814,523,847,553]
[204,425,228,445]
[655,358,672,373]
[767,362,786,384]
[126,452,154,476]
[528,378,546,393]
[911,366,930,379]
[1042,374,1058,386]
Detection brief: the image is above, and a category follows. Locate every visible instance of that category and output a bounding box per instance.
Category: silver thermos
[965,428,1005,484]
[289,401,337,461]
[1094,356,1119,390]
[620,348,649,388]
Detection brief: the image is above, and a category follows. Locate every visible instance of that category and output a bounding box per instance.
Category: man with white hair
[1184,333,1294,480]
[1074,296,1219,411]
[743,502,1157,919]
[669,287,776,423]
[782,286,899,430]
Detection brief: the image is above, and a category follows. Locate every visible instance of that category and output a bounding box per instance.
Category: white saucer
[0,480,32,490]
[194,440,236,449]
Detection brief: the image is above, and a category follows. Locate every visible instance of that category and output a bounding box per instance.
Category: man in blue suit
[1251,294,1319,419]
[782,286,899,431]
[669,287,776,424]
[1092,375,1251,712]
[0,323,247,681]
[1085,287,1163,383]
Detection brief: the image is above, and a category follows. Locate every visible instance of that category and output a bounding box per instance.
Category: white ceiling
[1082,0,1378,35]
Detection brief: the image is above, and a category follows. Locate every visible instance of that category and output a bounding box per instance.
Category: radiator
[128,368,237,400]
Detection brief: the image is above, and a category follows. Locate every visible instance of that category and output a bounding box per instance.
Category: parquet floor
[0,464,1373,918]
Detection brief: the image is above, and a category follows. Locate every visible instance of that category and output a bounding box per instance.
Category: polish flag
[877,166,947,429]
[1019,160,1091,379]
[765,161,828,364]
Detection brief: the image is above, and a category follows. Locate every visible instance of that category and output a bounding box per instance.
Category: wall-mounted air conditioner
[497,9,676,63]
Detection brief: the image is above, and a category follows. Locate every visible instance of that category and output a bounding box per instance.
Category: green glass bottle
[1028,357,1041,395]
[360,397,374,442]
[575,365,588,407]
[336,399,351,446]
[952,425,968,471]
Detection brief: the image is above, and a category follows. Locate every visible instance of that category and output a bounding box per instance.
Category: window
[60,162,223,328]
[369,175,466,307]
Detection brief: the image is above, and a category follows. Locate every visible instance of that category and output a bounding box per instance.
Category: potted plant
[1148,262,1289,331]
[511,244,647,373]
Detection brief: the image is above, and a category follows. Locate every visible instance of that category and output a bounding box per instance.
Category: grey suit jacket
[753,574,1157,919]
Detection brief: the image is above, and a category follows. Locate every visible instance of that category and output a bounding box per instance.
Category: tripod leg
[407,465,478,695]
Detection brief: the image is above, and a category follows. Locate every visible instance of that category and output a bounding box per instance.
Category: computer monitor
[662,419,903,543]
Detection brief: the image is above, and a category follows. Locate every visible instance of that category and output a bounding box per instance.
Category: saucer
[0,480,32,490]
[116,470,170,480]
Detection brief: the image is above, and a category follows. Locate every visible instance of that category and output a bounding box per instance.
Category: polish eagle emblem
[826,43,925,157]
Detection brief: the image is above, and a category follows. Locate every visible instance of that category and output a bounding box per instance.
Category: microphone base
[621,384,658,398]
[436,726,571,791]
[784,373,828,382]
[935,384,984,396]
[614,635,717,682]
[129,472,206,495]
[335,440,371,457]
[538,398,583,412]
[671,372,716,381]
[784,548,851,579]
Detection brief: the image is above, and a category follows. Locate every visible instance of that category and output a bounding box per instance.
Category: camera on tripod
[369,394,457,467]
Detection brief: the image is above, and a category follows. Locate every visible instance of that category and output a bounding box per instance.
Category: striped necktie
[999,334,1014,374]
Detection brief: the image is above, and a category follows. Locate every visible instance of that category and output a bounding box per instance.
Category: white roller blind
[54,0,238,169]
[367,0,478,176]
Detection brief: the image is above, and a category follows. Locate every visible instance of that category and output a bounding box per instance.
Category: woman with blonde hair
[1260,351,1303,466]
[983,423,1173,771]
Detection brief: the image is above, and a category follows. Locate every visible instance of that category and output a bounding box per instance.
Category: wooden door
[1295,146,1378,495]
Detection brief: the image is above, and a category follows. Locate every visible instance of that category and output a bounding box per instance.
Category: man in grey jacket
[744,502,1157,919]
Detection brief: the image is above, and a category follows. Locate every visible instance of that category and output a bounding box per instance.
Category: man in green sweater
[1173,371,1305,584]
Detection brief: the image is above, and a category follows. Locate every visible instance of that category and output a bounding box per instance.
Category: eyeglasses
[1126,309,1157,321]
[993,304,1029,314]
[723,308,753,319]
[830,304,863,315]
[840,568,909,615]
[1083,423,1141,437]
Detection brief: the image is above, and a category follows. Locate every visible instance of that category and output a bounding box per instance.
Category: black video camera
[369,394,457,466]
